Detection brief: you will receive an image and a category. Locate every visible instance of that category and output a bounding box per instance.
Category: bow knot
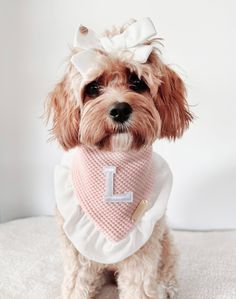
[71,17,158,77]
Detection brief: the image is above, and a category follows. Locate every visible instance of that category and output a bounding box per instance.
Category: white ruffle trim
[55,151,172,264]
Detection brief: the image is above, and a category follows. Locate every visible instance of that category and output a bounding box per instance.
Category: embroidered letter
[103,166,133,203]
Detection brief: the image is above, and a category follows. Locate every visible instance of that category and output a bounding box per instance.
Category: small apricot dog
[46,18,192,299]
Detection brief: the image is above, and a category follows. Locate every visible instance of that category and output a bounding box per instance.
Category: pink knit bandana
[71,145,155,242]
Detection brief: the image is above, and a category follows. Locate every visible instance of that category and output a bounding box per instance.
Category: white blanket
[0,217,235,299]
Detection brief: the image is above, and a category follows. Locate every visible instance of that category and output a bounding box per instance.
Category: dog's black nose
[109,102,132,123]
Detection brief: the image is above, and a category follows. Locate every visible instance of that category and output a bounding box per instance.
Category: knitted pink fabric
[71,145,155,242]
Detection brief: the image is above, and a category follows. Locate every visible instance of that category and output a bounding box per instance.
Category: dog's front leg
[56,209,105,299]
[117,255,159,299]
[71,255,105,299]
[61,241,104,299]
[57,219,104,298]
[61,244,104,299]
[117,220,166,299]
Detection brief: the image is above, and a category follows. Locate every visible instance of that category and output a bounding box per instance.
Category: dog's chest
[71,146,155,242]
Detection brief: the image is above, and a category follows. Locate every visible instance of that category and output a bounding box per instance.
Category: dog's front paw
[157,280,178,299]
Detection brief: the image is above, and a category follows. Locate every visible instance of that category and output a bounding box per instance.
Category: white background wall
[0,0,235,229]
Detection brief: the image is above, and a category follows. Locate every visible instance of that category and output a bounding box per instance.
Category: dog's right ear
[45,73,80,150]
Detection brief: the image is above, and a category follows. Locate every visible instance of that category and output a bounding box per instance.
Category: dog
[45,18,192,299]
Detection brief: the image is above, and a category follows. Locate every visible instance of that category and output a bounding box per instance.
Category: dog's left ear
[155,65,193,139]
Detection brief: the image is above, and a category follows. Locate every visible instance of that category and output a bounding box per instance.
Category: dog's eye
[129,73,148,93]
[84,81,100,97]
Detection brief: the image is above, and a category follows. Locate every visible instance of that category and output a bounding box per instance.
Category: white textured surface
[0,217,62,299]
[0,217,236,299]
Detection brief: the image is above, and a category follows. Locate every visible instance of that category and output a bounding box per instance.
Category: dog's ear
[155,65,193,139]
[45,73,80,150]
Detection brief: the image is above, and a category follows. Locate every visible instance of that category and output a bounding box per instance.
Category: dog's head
[46,19,193,151]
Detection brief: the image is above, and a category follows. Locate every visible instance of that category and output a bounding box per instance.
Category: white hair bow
[71,17,157,77]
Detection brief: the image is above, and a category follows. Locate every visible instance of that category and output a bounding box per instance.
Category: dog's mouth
[95,125,131,151]
[117,124,128,134]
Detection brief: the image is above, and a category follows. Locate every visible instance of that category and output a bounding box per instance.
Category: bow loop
[74,26,101,50]
[121,17,156,48]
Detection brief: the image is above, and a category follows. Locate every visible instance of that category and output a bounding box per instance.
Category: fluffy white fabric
[0,217,236,299]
